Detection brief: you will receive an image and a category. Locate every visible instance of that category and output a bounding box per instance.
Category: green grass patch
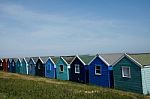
[0,71,148,99]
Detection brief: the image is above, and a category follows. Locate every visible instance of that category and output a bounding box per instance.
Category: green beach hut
[113,53,150,94]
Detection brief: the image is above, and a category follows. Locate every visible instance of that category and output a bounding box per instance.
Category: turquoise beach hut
[56,56,75,80]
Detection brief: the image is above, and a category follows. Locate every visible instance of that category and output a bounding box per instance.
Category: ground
[0,71,149,99]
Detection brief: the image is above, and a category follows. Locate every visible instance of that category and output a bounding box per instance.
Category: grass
[0,71,149,99]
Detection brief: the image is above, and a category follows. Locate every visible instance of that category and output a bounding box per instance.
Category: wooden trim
[95,65,102,75]
[122,66,131,78]
[59,64,64,72]
[75,64,80,74]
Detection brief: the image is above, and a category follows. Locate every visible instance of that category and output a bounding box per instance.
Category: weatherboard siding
[89,56,111,87]
[56,58,69,80]
[141,67,150,94]
[7,60,11,72]
[113,56,143,94]
[22,59,28,74]
[16,60,21,73]
[45,59,56,79]
[35,59,45,77]
[10,60,16,73]
[28,59,36,76]
[70,57,86,83]
[2,59,8,72]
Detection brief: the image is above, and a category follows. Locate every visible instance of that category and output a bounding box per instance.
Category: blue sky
[0,0,150,58]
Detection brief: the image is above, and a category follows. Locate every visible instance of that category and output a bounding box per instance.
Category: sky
[0,0,150,58]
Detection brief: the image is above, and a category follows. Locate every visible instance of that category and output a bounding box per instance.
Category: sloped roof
[62,56,75,64]
[8,58,13,62]
[13,58,19,62]
[24,57,30,63]
[32,57,39,63]
[51,56,59,64]
[17,58,22,63]
[40,56,50,63]
[128,53,150,66]
[79,55,95,64]
[100,53,124,65]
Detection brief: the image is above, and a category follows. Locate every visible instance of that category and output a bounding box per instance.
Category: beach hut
[2,58,8,72]
[7,59,11,72]
[35,57,48,77]
[21,57,29,75]
[88,53,123,88]
[16,58,22,73]
[28,57,38,76]
[45,56,59,79]
[56,56,75,80]
[9,58,16,73]
[70,55,95,83]
[0,59,3,70]
[113,53,150,94]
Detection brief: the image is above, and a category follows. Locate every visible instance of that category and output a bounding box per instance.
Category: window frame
[59,65,64,72]
[47,64,51,71]
[75,64,80,74]
[95,65,101,75]
[122,66,131,78]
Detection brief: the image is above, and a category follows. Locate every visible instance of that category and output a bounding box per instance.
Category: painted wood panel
[45,59,56,79]
[89,56,111,87]
[16,59,22,73]
[56,57,69,80]
[10,59,16,73]
[70,57,86,83]
[2,59,8,72]
[7,59,11,72]
[141,67,150,94]
[35,59,45,77]
[113,56,143,94]
[21,58,28,74]
[28,58,36,76]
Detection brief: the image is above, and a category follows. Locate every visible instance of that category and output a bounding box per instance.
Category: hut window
[75,64,80,73]
[60,65,64,72]
[48,64,51,71]
[95,66,101,75]
[122,66,131,78]
[38,64,40,69]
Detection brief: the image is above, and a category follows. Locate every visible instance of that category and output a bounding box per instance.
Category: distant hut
[70,55,95,83]
[35,57,48,77]
[56,56,75,80]
[10,58,18,73]
[45,56,59,79]
[28,57,38,76]
[2,58,8,72]
[88,53,123,88]
[0,59,3,70]
[16,58,22,73]
[21,57,30,75]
